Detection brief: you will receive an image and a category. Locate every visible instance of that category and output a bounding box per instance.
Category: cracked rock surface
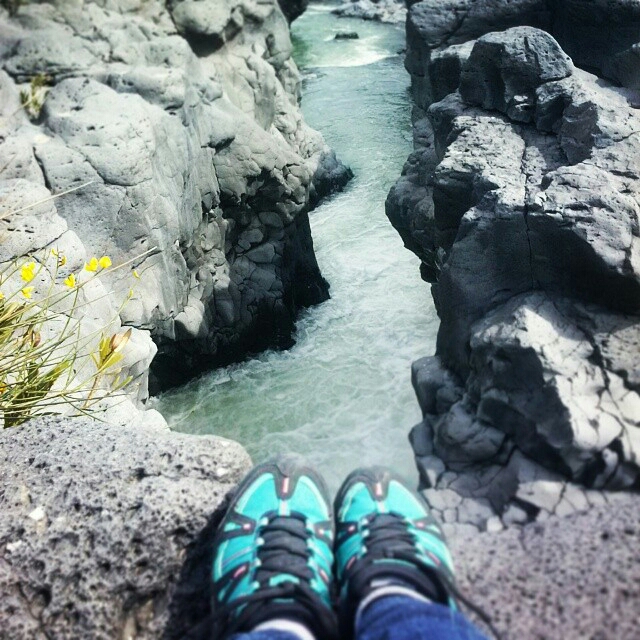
[388,8,640,531]
[0,0,351,392]
[0,415,252,639]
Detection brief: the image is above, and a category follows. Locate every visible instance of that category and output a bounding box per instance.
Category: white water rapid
[155,4,439,491]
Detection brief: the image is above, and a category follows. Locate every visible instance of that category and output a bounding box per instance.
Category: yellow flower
[64,273,76,288]
[92,328,131,371]
[85,257,99,272]
[109,328,131,354]
[132,269,140,279]
[21,287,34,299]
[51,248,66,265]
[21,262,36,282]
[0,291,4,301]
[98,256,112,269]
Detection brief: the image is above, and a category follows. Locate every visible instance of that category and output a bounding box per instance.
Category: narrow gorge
[1,1,639,638]
[155,3,433,489]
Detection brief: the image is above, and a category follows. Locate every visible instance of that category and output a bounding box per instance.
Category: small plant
[19,74,50,119]
[0,248,140,427]
[0,184,152,427]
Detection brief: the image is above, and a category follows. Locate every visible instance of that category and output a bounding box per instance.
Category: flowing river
[155,4,439,492]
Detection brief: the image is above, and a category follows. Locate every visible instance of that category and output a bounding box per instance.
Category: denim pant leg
[231,631,300,640]
[356,595,489,640]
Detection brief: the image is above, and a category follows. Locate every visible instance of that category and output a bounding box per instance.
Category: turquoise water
[154,5,438,492]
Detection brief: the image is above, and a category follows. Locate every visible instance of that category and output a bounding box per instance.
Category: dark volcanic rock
[278,0,309,23]
[389,21,640,529]
[0,416,251,639]
[604,42,640,93]
[0,0,352,393]
[459,27,573,122]
[405,0,552,107]
[405,0,640,107]
[551,0,640,76]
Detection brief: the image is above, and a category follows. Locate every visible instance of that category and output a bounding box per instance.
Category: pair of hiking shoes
[211,459,458,639]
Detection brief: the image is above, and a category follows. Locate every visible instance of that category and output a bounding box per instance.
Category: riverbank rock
[404,0,640,107]
[388,18,640,529]
[0,0,351,394]
[0,415,252,639]
[333,0,407,25]
[335,31,360,40]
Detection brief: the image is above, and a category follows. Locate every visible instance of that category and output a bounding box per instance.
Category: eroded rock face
[0,0,351,392]
[388,20,640,530]
[0,415,252,639]
[333,0,407,25]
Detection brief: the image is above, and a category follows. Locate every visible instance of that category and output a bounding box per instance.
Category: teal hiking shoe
[334,467,457,636]
[211,458,338,639]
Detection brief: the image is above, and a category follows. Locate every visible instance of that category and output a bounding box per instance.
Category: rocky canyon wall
[0,2,346,636]
[0,0,351,396]
[388,0,640,532]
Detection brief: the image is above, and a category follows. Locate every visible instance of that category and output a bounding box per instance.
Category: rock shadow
[163,496,231,640]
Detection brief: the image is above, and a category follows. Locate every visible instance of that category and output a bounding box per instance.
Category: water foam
[156,6,435,492]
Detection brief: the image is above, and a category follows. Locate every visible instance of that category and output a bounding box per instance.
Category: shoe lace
[353,514,503,640]
[364,513,418,557]
[255,515,315,584]
[215,514,326,637]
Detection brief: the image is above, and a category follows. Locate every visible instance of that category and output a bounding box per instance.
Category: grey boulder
[333,0,407,25]
[405,0,640,97]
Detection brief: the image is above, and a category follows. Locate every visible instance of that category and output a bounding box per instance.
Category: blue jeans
[232,594,489,640]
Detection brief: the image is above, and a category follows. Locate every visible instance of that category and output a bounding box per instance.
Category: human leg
[355,595,490,640]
